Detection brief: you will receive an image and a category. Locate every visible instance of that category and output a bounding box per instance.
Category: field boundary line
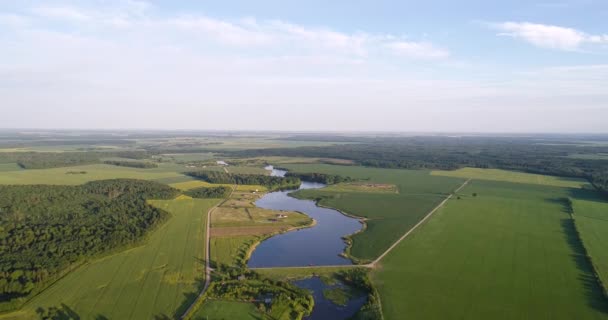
[180,185,236,319]
[369,179,470,267]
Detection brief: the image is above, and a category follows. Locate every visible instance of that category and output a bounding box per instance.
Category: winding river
[247,166,363,268]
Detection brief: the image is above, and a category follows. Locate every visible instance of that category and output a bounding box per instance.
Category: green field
[211,236,258,266]
[0,164,188,185]
[572,191,608,293]
[284,164,464,261]
[0,163,21,172]
[431,167,587,188]
[0,198,217,320]
[373,180,608,319]
[193,300,266,320]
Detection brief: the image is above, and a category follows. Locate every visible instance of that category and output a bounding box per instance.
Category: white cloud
[31,6,91,21]
[386,41,450,59]
[493,21,608,50]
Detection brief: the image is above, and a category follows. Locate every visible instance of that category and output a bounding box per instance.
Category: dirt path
[369,179,470,266]
[250,179,470,271]
[180,184,236,319]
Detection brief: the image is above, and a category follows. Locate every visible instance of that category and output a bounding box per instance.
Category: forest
[0,179,179,310]
[0,151,148,169]
[185,186,232,198]
[185,171,301,190]
[285,172,353,184]
[229,136,608,194]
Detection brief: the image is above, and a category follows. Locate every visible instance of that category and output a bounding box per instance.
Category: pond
[247,166,363,268]
[293,277,367,320]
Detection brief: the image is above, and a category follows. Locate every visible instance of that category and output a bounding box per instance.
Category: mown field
[431,167,587,188]
[283,164,465,261]
[211,236,259,266]
[0,198,217,320]
[373,179,608,319]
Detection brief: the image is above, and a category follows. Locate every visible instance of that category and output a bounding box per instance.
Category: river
[247,166,363,268]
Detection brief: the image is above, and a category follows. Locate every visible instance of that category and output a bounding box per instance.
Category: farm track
[250,179,470,271]
[180,185,236,319]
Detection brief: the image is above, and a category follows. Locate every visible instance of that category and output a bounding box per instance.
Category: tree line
[185,171,301,190]
[285,172,353,184]
[103,160,158,169]
[185,186,232,198]
[227,136,608,195]
[0,179,179,311]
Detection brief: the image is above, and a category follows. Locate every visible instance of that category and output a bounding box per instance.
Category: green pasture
[0,163,21,172]
[373,180,608,319]
[211,236,258,266]
[0,198,217,320]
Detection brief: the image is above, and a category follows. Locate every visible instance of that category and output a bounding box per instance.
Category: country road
[180,184,236,319]
[182,179,470,316]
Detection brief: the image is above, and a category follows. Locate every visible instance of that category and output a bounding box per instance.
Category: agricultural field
[284,164,464,261]
[193,300,267,320]
[0,163,188,185]
[571,191,608,293]
[373,180,608,319]
[0,198,217,320]
[431,167,587,188]
[210,236,259,266]
[0,163,21,172]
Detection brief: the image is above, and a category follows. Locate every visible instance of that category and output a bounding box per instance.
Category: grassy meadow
[0,198,217,320]
[373,180,608,319]
[193,300,267,320]
[284,164,465,261]
[210,236,259,266]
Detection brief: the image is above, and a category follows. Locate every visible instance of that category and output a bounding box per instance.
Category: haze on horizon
[0,0,607,133]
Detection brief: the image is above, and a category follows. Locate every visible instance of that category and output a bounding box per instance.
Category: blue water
[247,167,363,268]
[293,277,367,320]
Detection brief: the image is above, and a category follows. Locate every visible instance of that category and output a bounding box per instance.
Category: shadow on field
[560,218,608,313]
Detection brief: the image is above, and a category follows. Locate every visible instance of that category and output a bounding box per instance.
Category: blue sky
[0,0,607,132]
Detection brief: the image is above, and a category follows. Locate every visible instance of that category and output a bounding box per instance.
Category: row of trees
[103,160,158,169]
[185,171,301,190]
[0,151,148,169]
[0,179,179,310]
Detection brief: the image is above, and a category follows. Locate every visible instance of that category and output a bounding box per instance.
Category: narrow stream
[247,166,363,268]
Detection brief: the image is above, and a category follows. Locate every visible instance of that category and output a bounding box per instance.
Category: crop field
[0,163,21,172]
[322,182,398,193]
[193,300,267,320]
[211,236,259,266]
[284,164,464,261]
[431,167,587,188]
[0,198,217,320]
[571,191,608,293]
[373,180,608,319]
[0,164,188,185]
[170,180,232,190]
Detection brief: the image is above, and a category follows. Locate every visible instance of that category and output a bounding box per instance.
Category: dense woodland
[230,136,608,194]
[185,186,232,198]
[185,171,301,190]
[0,151,148,169]
[103,160,158,168]
[0,179,179,310]
[285,172,353,184]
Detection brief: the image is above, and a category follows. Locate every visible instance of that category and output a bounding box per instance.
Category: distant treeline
[185,171,300,190]
[227,136,608,195]
[185,186,232,198]
[285,172,353,184]
[0,151,148,169]
[103,160,158,169]
[0,179,179,310]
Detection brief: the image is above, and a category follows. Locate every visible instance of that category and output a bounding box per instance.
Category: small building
[276,214,287,219]
[216,160,228,166]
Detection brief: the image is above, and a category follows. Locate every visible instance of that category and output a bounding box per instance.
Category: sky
[0,0,607,133]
